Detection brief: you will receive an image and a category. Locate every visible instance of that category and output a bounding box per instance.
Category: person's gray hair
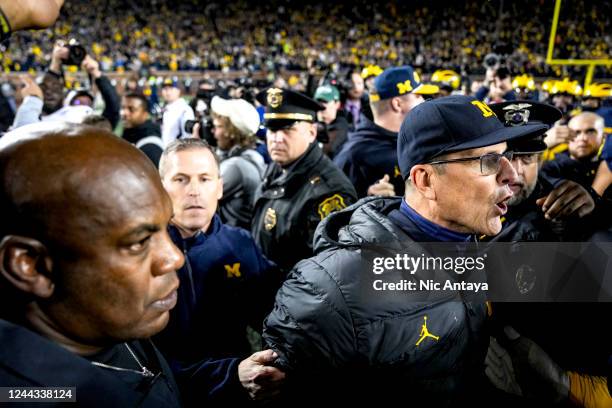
[159,138,220,178]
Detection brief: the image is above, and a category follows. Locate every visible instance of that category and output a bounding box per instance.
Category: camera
[63,39,87,66]
[483,53,502,70]
[316,122,329,144]
[185,118,215,146]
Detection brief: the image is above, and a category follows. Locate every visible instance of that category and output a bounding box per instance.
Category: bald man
[540,112,608,214]
[0,125,184,406]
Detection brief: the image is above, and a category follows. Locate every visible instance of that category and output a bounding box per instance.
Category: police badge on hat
[502,103,532,127]
[264,207,277,231]
[266,88,283,109]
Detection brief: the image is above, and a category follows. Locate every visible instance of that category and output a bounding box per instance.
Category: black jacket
[122,120,164,167]
[252,142,357,272]
[263,197,490,405]
[0,319,181,407]
[95,76,121,129]
[333,114,404,198]
[540,151,601,191]
[321,114,349,159]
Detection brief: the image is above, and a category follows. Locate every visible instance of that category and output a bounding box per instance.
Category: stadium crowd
[2,0,611,77]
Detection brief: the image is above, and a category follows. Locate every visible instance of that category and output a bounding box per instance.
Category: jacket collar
[168,214,222,250]
[390,200,474,242]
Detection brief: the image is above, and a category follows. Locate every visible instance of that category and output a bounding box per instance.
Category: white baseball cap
[211,96,260,136]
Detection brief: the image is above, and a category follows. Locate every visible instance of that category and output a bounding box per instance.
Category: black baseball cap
[397,95,548,179]
[489,100,561,152]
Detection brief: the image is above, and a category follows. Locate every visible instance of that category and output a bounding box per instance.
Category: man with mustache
[263,95,547,405]
[252,88,357,273]
[156,138,285,405]
[482,102,612,407]
[483,101,599,242]
[0,125,185,406]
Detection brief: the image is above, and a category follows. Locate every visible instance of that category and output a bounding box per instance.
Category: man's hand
[191,122,201,139]
[544,125,575,148]
[238,349,286,401]
[81,55,102,79]
[19,74,43,99]
[367,174,396,197]
[485,336,523,396]
[0,0,64,31]
[536,180,595,220]
[50,40,69,73]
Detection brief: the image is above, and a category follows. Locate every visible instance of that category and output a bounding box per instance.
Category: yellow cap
[550,78,582,96]
[583,82,612,99]
[414,83,440,95]
[360,65,383,79]
[512,74,536,91]
[431,69,461,90]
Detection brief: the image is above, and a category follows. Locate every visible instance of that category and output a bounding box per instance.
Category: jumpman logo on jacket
[415,316,440,346]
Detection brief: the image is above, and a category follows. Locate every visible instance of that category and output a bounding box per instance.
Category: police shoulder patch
[317,194,347,220]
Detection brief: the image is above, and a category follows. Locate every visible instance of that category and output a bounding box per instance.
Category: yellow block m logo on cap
[397,80,414,95]
[471,100,496,118]
[224,263,241,278]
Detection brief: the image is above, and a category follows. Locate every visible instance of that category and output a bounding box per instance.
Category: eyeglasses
[427,151,514,176]
[511,151,543,165]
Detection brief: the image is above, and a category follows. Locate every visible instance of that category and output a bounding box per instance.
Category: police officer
[333,65,426,198]
[483,102,612,408]
[486,101,612,242]
[252,88,357,272]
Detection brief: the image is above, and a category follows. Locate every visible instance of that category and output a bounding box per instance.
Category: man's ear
[390,97,402,113]
[0,235,54,298]
[308,122,317,142]
[216,176,224,200]
[410,165,438,200]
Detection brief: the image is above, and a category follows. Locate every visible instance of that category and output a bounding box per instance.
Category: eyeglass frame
[425,151,515,176]
[510,150,545,165]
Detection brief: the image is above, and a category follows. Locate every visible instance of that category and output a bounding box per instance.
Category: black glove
[497,326,570,404]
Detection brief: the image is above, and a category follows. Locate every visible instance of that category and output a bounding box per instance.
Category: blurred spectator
[120,92,164,167]
[475,67,516,103]
[313,84,349,159]
[210,96,265,229]
[160,78,195,146]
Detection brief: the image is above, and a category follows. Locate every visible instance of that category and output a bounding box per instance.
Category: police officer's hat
[397,95,548,179]
[489,100,562,152]
[256,88,324,130]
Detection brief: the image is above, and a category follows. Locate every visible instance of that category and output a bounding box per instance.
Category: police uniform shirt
[252,142,357,272]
